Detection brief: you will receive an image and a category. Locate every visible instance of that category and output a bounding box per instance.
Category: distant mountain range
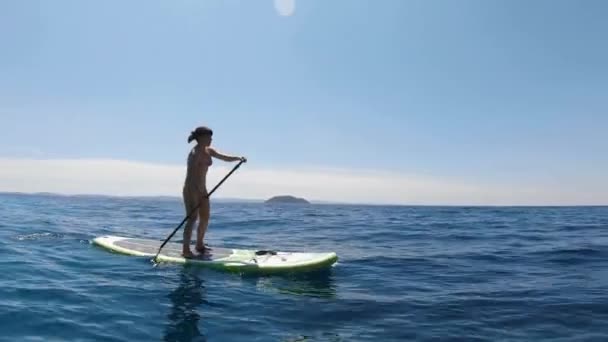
[0,191,324,204]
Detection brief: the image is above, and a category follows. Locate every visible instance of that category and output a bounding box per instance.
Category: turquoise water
[1,193,607,341]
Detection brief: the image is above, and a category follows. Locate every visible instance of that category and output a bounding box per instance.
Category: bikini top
[188,147,212,169]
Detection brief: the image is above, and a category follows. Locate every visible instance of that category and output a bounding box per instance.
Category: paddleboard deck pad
[92,235,338,273]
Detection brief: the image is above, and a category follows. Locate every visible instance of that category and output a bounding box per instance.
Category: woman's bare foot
[182,249,195,258]
[195,244,208,254]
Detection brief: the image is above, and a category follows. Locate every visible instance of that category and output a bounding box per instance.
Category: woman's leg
[195,197,210,252]
[182,189,198,257]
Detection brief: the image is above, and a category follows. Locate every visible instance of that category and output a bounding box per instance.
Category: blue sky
[0,0,607,204]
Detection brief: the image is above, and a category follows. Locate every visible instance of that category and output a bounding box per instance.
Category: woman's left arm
[207,147,245,162]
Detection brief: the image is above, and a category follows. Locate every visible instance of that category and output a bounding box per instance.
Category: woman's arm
[206,147,245,162]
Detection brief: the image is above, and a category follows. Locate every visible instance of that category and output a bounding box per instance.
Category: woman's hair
[188,126,213,143]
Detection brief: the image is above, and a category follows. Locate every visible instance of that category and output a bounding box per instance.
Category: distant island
[265,195,310,205]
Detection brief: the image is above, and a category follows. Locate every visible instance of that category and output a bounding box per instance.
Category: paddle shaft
[153,159,245,262]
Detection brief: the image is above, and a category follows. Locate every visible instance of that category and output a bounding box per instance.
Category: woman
[182,126,246,258]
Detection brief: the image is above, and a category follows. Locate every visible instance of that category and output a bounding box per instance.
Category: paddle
[152,159,245,263]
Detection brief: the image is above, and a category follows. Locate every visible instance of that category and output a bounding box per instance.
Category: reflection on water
[252,269,337,299]
[163,268,207,342]
[162,267,337,341]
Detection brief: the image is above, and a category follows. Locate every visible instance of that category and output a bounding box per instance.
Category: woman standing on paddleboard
[182,126,246,258]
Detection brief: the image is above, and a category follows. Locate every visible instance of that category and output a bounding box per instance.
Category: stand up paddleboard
[92,235,338,273]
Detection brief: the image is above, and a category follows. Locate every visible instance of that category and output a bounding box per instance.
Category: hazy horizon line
[1,190,606,208]
[1,158,607,207]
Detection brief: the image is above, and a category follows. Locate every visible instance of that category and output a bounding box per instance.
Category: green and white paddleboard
[92,235,338,273]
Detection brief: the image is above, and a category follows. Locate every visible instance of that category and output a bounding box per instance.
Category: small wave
[14,232,65,241]
[535,246,604,258]
[13,232,92,243]
[348,255,450,271]
[443,233,481,241]
[558,224,606,231]
[532,245,607,265]
[461,252,518,263]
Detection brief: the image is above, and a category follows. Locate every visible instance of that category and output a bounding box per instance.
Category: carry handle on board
[152,159,245,263]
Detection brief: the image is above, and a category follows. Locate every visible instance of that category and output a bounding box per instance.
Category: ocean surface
[1,192,607,341]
